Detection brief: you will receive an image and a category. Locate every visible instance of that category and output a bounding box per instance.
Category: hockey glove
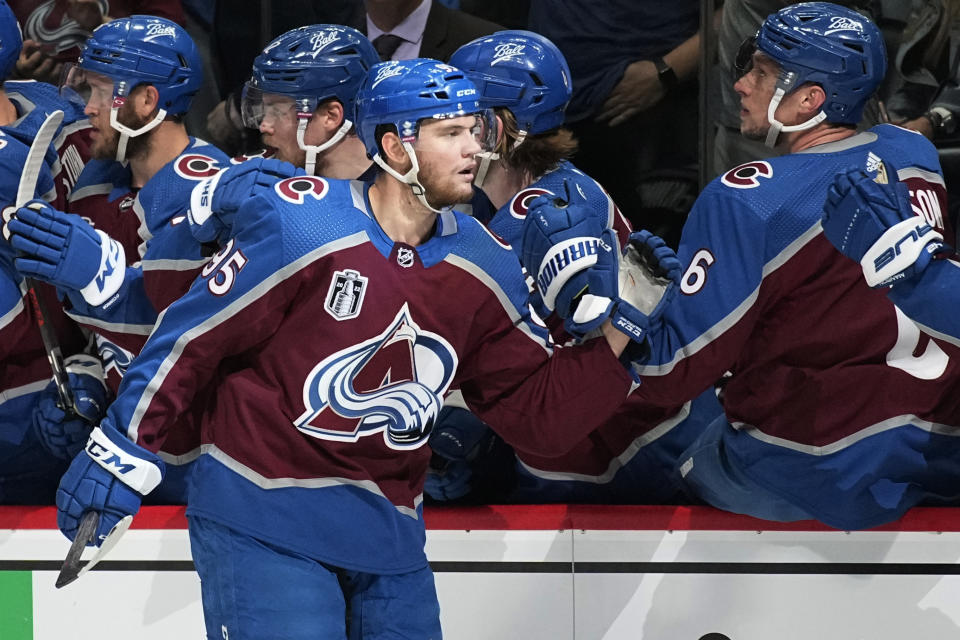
[566,229,681,345]
[521,179,607,318]
[6,200,125,306]
[56,422,164,545]
[424,407,495,502]
[822,164,950,288]
[33,355,109,460]
[188,158,304,244]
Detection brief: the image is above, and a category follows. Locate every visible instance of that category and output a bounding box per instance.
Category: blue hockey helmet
[242,25,380,174]
[448,30,571,137]
[355,59,496,212]
[0,0,22,80]
[246,24,378,119]
[355,58,494,160]
[748,2,886,126]
[77,16,202,115]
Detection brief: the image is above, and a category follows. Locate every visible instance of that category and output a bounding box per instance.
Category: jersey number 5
[201,239,248,296]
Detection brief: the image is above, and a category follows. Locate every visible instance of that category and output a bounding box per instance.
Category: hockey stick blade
[16,110,63,208]
[55,510,99,588]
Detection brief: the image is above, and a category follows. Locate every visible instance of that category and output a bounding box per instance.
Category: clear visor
[60,64,120,110]
[409,108,498,156]
[241,83,317,129]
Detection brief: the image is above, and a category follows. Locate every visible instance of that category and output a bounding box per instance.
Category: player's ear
[135,85,160,116]
[314,100,345,133]
[799,83,826,118]
[380,130,413,172]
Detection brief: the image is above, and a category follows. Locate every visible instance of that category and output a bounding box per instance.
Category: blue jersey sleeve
[104,192,294,449]
[634,181,770,405]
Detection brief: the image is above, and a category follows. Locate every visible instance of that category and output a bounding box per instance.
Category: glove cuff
[537,236,600,311]
[860,217,943,287]
[78,231,125,306]
[188,168,227,231]
[85,425,164,495]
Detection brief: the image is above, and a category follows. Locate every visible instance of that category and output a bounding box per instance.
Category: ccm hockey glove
[822,163,951,288]
[56,421,164,545]
[7,200,125,306]
[33,354,109,460]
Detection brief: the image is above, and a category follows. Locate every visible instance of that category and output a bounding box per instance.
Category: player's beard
[740,118,769,142]
[91,104,157,161]
[417,155,475,209]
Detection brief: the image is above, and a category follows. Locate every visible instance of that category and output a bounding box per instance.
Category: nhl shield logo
[325,269,368,321]
[397,247,415,268]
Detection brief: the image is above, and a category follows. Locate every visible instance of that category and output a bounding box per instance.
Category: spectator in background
[349,0,502,62]
[528,0,706,235]
[8,0,185,84]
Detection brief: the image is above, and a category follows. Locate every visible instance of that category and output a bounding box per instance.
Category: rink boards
[2,505,960,639]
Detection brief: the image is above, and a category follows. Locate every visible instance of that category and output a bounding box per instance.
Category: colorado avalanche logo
[721,161,773,189]
[174,154,221,180]
[509,188,553,220]
[275,176,328,204]
[96,336,134,378]
[294,305,458,450]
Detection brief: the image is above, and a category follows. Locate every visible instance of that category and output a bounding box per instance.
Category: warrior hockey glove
[521,180,607,319]
[188,158,304,244]
[33,355,109,460]
[56,421,164,545]
[7,200,125,306]
[567,229,682,344]
[822,163,951,288]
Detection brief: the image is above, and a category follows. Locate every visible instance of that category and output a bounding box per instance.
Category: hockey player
[49,59,679,638]
[525,2,960,529]
[821,161,960,341]
[0,0,106,504]
[421,30,723,504]
[187,24,381,247]
[6,16,230,501]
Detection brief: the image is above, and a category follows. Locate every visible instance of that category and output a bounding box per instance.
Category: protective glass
[241,83,317,129]
[734,36,757,80]
[60,64,117,110]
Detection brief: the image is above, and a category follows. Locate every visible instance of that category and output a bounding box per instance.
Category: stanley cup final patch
[325,269,368,321]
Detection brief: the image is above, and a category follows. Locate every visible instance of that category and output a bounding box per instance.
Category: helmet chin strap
[764,86,828,148]
[473,129,526,189]
[297,113,353,176]
[373,142,451,214]
[110,101,167,163]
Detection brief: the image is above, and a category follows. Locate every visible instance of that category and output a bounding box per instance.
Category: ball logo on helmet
[491,43,525,66]
[144,23,177,43]
[824,16,862,35]
[372,61,403,89]
[308,31,340,58]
